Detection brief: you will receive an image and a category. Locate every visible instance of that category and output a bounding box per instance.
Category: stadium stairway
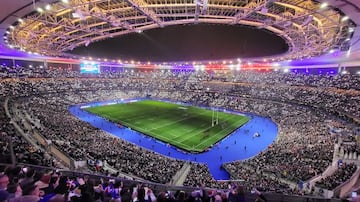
[169,162,192,186]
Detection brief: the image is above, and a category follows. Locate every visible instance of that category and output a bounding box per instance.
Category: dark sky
[69,23,288,62]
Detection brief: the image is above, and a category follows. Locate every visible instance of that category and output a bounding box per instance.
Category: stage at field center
[69,98,278,180]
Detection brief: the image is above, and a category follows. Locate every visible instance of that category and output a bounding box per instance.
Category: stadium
[0,0,359,202]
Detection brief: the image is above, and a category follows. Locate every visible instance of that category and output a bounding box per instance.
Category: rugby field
[85,100,249,153]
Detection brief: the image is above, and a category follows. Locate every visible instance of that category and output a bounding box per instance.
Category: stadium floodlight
[36,7,44,13]
[272,63,280,67]
[61,0,69,4]
[84,39,91,47]
[341,16,349,22]
[45,4,52,11]
[18,18,23,23]
[320,2,328,9]
[348,27,354,33]
[236,64,241,71]
[9,25,14,30]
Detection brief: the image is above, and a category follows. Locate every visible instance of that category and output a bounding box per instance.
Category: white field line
[174,115,236,149]
[107,104,247,151]
[147,110,209,132]
[118,117,193,148]
[193,118,247,149]
[119,109,180,122]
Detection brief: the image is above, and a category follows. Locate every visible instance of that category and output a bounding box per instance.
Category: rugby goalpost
[211,108,219,127]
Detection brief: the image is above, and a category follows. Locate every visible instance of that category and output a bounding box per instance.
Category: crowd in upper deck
[0,63,359,200]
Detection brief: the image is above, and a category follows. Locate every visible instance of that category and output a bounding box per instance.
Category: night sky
[69,23,289,62]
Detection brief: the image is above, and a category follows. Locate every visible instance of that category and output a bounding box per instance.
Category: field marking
[116,108,180,122]
[193,118,248,149]
[113,110,247,151]
[147,110,209,132]
[174,115,239,150]
[90,101,249,152]
[115,116,193,148]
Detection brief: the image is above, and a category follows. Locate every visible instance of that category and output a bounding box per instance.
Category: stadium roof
[0,0,359,66]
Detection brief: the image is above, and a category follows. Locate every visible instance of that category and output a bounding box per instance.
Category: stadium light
[9,25,14,30]
[341,16,349,22]
[36,7,44,13]
[45,4,52,10]
[235,64,241,71]
[61,0,69,3]
[320,2,328,9]
[18,18,23,23]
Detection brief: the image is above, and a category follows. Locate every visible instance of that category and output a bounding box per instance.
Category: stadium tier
[0,65,359,202]
[0,0,360,201]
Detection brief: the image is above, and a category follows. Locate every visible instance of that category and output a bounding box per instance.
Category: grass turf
[85,100,250,153]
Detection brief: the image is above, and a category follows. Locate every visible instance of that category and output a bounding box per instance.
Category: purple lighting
[290,68,338,75]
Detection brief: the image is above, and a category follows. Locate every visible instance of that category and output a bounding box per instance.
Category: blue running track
[69,98,278,180]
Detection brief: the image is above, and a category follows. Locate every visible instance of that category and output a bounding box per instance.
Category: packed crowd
[316,163,358,190]
[0,164,272,202]
[339,135,360,155]
[0,99,54,167]
[13,92,184,184]
[0,65,359,197]
[223,162,293,194]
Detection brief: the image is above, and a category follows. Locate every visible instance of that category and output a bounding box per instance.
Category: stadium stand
[0,64,359,202]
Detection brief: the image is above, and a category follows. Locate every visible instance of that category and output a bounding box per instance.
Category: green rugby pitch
[85,100,250,153]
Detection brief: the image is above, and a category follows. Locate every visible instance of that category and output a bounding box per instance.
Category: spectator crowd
[0,63,359,201]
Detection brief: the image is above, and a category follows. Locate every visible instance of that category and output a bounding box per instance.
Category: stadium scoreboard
[80,61,100,74]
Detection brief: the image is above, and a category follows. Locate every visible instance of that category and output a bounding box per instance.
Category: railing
[334,167,360,198]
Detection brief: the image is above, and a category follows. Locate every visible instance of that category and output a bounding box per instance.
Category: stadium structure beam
[231,0,268,25]
[123,0,164,27]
